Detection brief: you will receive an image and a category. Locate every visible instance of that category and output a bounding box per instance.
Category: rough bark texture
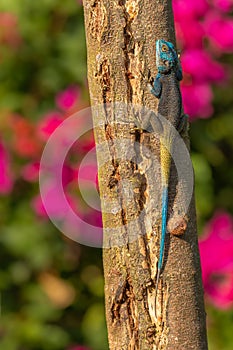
[83,0,208,349]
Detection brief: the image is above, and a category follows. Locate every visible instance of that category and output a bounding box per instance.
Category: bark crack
[111,276,139,348]
[119,0,137,102]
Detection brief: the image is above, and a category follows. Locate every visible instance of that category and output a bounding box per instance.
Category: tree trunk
[83,0,208,349]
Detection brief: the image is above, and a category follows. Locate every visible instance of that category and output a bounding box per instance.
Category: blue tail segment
[158,186,169,270]
[155,185,169,311]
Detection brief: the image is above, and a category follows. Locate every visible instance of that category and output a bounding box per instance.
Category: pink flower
[199,212,233,309]
[33,155,78,218]
[62,164,77,187]
[32,184,77,219]
[212,0,233,12]
[0,140,13,194]
[181,83,213,119]
[205,13,233,51]
[175,20,204,49]
[56,86,80,111]
[38,111,64,140]
[173,1,233,119]
[181,49,225,83]
[22,162,76,185]
[78,163,98,185]
[67,346,91,350]
[21,162,40,182]
[173,0,209,21]
[82,209,102,228]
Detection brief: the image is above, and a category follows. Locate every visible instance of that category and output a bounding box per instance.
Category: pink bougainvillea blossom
[199,212,233,309]
[32,183,77,219]
[0,140,13,194]
[82,209,102,228]
[78,163,98,185]
[173,0,209,21]
[37,111,64,140]
[181,50,225,83]
[182,83,213,119]
[173,0,233,119]
[212,0,233,12]
[62,164,77,187]
[56,86,80,111]
[21,162,40,182]
[67,345,91,350]
[204,13,233,51]
[175,20,204,49]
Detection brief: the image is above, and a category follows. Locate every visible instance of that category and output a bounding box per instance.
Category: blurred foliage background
[0,0,232,349]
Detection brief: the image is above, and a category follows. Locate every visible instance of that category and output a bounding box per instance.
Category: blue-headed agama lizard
[137,39,188,309]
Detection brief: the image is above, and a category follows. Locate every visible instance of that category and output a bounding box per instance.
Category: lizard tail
[155,185,169,316]
[159,185,169,271]
[155,139,171,312]
[158,139,171,271]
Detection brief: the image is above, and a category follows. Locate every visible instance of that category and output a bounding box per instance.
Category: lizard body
[153,40,184,303]
[143,39,185,305]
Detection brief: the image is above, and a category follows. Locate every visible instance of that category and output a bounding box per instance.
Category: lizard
[136,39,188,309]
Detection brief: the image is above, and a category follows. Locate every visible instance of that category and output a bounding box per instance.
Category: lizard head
[156,39,179,74]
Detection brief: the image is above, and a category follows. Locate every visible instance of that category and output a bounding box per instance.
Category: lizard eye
[161,44,168,52]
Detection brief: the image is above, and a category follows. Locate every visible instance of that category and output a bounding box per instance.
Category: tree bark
[83,0,208,349]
